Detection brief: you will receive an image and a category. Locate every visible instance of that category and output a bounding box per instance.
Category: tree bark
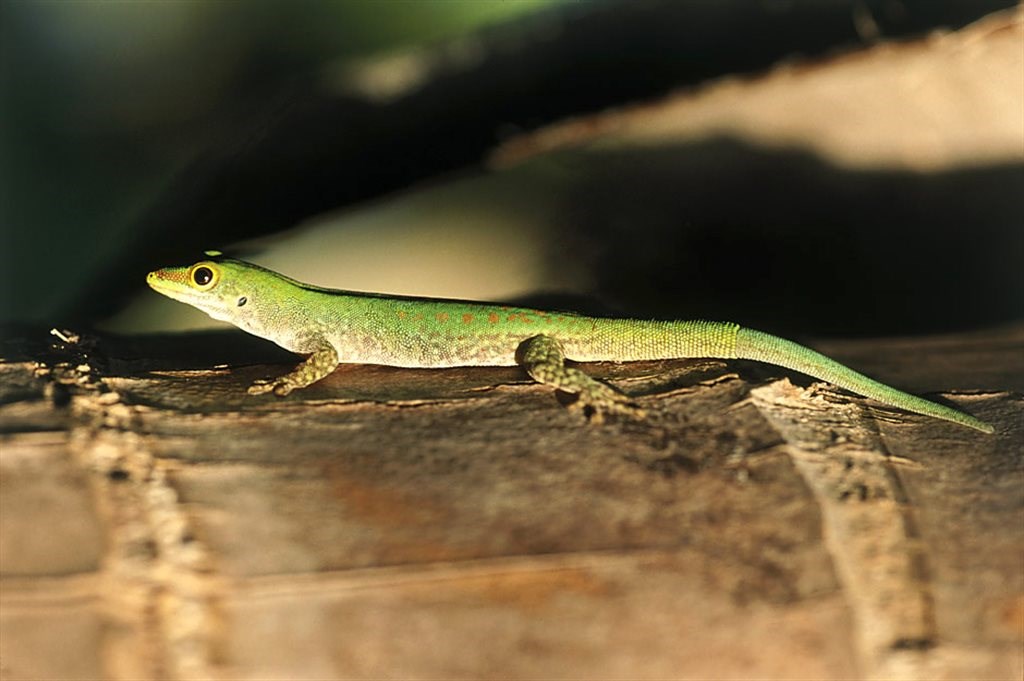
[1,324,1020,679]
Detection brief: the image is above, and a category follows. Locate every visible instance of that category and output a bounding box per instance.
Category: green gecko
[146,253,994,433]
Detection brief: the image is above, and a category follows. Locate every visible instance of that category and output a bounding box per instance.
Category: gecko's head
[146,254,272,326]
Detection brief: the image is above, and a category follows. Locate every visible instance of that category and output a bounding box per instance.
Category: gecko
[146,253,994,433]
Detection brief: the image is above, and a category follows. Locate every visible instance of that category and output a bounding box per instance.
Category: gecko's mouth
[146,268,198,306]
[145,271,166,292]
[147,267,192,290]
[146,270,177,295]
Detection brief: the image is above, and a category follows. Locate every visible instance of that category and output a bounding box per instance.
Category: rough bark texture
[1,324,1021,680]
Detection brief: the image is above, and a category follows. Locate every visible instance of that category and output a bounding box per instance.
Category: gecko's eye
[187,262,220,291]
[193,267,213,285]
[237,296,247,307]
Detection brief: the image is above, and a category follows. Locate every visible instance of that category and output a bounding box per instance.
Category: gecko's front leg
[248,343,339,396]
[517,334,643,423]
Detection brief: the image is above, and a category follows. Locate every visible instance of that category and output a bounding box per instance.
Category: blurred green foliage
[0,0,554,323]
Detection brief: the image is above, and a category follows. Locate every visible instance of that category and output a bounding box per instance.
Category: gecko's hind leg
[248,343,339,396]
[517,334,644,423]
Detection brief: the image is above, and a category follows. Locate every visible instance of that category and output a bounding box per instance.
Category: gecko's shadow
[104,329,295,372]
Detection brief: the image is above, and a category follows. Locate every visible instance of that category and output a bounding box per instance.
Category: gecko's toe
[567,399,605,424]
[624,403,648,420]
[571,389,646,424]
[247,382,270,395]
[272,382,294,397]
[247,380,281,396]
[585,402,647,424]
[608,401,647,421]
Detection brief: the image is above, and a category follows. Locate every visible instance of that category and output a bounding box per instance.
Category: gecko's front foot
[247,378,294,396]
[246,346,339,397]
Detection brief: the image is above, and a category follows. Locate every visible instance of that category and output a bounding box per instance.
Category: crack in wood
[57,363,225,680]
[749,381,940,680]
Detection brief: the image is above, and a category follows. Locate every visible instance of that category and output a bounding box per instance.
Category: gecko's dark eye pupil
[193,267,213,286]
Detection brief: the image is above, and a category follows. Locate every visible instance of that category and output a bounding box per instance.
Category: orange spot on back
[488,312,500,324]
[462,313,474,324]
[436,312,449,322]
[397,310,407,319]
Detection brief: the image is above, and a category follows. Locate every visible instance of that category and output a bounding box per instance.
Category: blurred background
[1,0,1021,337]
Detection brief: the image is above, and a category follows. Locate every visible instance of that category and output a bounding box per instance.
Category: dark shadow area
[554,140,1023,337]
[0,326,293,379]
[38,0,1015,324]
[101,329,298,370]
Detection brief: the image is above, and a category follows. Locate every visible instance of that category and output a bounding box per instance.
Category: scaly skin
[146,256,994,433]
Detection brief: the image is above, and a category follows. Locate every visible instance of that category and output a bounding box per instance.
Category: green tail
[733,327,994,433]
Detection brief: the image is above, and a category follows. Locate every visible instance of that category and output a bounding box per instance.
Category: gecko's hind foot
[568,386,646,424]
[518,334,646,424]
[570,400,647,425]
